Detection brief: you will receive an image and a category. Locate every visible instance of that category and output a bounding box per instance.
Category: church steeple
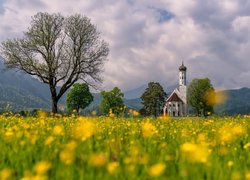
[179,62,187,86]
[179,61,187,71]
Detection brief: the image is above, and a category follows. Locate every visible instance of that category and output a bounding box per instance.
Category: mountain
[0,59,66,111]
[0,58,250,115]
[0,60,49,111]
[124,84,147,99]
[215,87,250,115]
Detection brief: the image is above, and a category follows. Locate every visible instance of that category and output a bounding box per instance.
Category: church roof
[166,92,183,102]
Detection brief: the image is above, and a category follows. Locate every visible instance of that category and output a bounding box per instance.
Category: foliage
[0,114,250,179]
[187,78,215,116]
[140,82,167,117]
[100,87,125,116]
[66,83,93,114]
[1,12,109,113]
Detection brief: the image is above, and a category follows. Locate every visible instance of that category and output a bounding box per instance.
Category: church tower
[178,62,187,114]
[179,62,187,87]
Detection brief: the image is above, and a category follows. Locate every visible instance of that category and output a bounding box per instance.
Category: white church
[163,63,188,117]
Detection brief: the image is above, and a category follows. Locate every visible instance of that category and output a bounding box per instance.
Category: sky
[0,0,250,92]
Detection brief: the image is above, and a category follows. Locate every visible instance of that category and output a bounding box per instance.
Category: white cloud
[0,0,250,92]
[232,16,250,34]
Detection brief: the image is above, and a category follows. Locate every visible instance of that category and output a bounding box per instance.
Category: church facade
[163,63,188,117]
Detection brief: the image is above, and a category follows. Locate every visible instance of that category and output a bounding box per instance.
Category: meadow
[0,112,249,180]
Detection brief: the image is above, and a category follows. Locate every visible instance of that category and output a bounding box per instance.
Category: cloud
[0,0,250,92]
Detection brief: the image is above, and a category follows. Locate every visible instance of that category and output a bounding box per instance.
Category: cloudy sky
[0,0,250,92]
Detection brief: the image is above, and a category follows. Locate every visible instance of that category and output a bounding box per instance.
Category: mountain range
[0,58,250,115]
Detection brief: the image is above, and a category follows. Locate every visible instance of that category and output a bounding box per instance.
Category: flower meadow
[0,113,250,180]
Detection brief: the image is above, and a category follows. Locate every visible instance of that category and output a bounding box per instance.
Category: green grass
[0,114,249,179]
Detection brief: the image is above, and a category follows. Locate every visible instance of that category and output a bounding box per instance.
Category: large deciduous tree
[1,12,109,113]
[187,78,214,116]
[100,87,125,116]
[140,82,167,117]
[66,83,93,114]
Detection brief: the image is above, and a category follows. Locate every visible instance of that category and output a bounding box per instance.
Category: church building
[163,63,187,117]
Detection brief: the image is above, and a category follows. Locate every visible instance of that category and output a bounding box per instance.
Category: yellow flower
[72,118,95,141]
[37,111,48,119]
[44,136,55,146]
[0,168,12,180]
[180,142,210,163]
[133,110,139,117]
[65,141,77,151]
[158,115,170,122]
[4,130,14,140]
[141,121,157,138]
[245,171,250,180]
[89,153,107,167]
[53,125,64,136]
[218,125,245,144]
[244,143,250,149]
[231,172,241,180]
[22,174,48,180]
[60,150,75,165]
[227,161,234,167]
[107,162,119,174]
[34,161,51,174]
[109,109,115,117]
[148,163,166,177]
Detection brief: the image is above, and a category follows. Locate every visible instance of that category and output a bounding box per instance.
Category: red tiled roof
[166,92,183,102]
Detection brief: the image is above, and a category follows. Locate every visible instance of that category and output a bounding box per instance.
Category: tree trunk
[50,85,58,114]
[76,107,80,115]
[203,108,207,118]
[52,98,58,114]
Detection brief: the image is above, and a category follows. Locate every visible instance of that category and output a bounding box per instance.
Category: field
[0,113,250,180]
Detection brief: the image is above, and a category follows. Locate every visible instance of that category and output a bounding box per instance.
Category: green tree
[66,83,93,114]
[140,82,167,117]
[100,87,125,116]
[1,12,109,113]
[187,78,214,116]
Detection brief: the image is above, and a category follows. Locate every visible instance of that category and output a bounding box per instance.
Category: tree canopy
[1,12,109,113]
[140,82,167,117]
[187,78,214,116]
[66,83,93,114]
[100,87,125,116]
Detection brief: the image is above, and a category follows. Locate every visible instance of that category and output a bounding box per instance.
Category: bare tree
[1,12,109,113]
